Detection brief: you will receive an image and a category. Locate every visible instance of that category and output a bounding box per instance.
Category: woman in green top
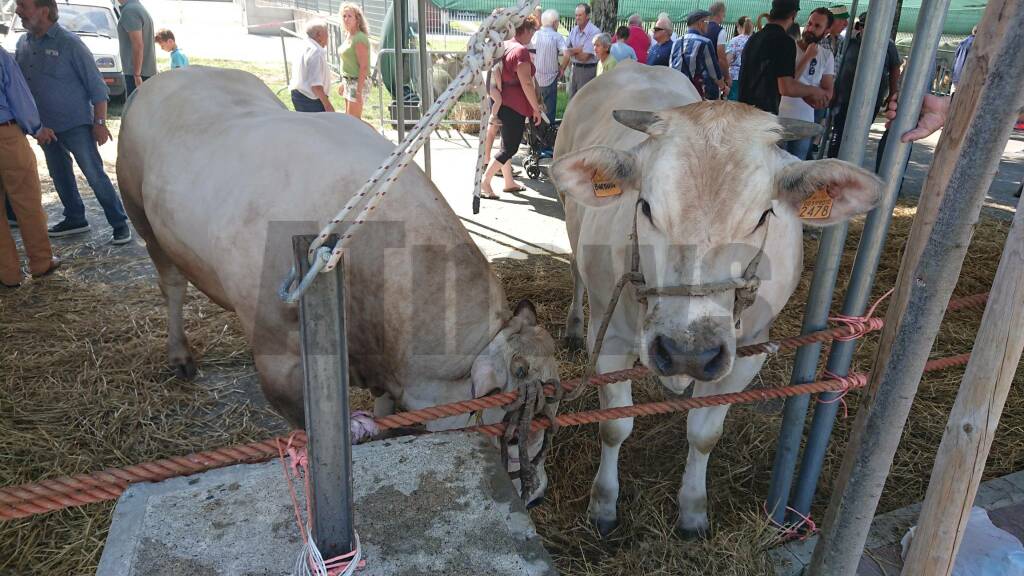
[593,33,617,76]
[339,3,371,119]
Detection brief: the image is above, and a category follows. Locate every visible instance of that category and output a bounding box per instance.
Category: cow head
[471,299,559,504]
[552,101,882,384]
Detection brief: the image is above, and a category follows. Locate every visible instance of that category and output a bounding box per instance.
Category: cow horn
[777,117,824,141]
[613,110,662,134]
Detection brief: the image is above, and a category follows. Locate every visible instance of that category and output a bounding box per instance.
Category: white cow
[116,67,558,502]
[551,63,882,536]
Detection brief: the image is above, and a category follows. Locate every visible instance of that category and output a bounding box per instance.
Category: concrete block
[98,432,556,576]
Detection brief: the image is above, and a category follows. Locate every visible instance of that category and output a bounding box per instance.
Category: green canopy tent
[428,0,983,35]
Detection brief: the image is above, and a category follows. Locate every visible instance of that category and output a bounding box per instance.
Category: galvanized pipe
[393,0,406,141]
[809,4,1024,570]
[787,0,952,522]
[416,0,431,178]
[765,0,899,526]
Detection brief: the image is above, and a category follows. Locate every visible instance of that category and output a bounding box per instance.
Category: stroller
[522,117,559,180]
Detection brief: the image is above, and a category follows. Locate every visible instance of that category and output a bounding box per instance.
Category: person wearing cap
[0,45,58,288]
[647,15,675,67]
[566,3,600,100]
[738,0,830,114]
[671,10,726,99]
[703,2,731,99]
[826,4,850,56]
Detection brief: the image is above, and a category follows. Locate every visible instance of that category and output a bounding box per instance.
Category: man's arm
[716,30,729,85]
[820,73,835,101]
[703,43,724,84]
[778,76,828,107]
[311,85,334,112]
[885,43,901,104]
[129,30,144,80]
[1,50,41,135]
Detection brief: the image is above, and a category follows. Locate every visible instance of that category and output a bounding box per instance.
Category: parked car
[1,0,125,98]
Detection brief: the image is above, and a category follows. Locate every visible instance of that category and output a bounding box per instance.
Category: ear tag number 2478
[799,187,834,220]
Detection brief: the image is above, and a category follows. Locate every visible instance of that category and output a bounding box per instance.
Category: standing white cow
[116,67,558,502]
[551,63,882,536]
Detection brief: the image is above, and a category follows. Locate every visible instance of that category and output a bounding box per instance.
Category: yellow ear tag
[798,187,834,220]
[592,172,622,198]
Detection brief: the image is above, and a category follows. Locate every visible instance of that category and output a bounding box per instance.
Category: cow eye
[639,199,653,220]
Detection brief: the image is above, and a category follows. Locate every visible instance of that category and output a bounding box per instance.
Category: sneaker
[112,225,132,245]
[6,219,17,228]
[48,220,90,237]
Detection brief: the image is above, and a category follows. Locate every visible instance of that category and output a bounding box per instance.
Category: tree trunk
[591,0,618,33]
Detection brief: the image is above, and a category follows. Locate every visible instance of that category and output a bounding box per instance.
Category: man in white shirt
[778,8,834,160]
[533,9,566,121]
[565,3,599,101]
[289,19,334,113]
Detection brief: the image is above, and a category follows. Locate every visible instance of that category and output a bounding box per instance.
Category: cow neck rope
[561,204,766,402]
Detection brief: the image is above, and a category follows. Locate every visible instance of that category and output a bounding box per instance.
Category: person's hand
[93,124,111,146]
[34,127,56,145]
[805,42,819,59]
[337,84,345,96]
[717,79,728,92]
[805,87,830,109]
[886,93,950,142]
[532,108,542,126]
[134,74,143,87]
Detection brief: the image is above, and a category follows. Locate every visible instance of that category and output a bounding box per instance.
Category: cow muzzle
[649,333,733,381]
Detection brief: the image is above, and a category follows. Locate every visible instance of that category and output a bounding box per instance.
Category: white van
[1,0,125,98]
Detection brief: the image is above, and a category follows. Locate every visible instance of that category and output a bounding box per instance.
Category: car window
[13,5,116,37]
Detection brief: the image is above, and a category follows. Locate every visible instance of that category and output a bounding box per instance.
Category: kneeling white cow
[116,67,559,501]
[551,64,882,536]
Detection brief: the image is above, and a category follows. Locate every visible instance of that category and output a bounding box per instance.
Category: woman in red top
[480,16,542,199]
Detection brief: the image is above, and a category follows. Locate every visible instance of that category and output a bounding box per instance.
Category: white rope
[305,0,540,275]
[293,527,362,576]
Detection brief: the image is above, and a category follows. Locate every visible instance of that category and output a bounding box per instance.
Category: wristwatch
[95,118,106,126]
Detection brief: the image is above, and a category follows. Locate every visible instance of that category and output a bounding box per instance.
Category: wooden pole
[807,2,1024,573]
[900,207,1024,574]
[294,234,355,558]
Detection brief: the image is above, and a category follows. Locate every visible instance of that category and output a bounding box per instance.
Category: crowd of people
[0,0,188,288]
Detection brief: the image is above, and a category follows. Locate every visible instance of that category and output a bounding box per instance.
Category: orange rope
[0,353,972,520]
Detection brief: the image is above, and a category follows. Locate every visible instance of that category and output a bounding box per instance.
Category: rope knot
[818,370,868,418]
[350,411,380,443]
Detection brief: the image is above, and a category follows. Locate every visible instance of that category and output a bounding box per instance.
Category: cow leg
[676,352,766,538]
[373,393,395,416]
[158,264,196,380]
[563,259,586,351]
[588,347,636,537]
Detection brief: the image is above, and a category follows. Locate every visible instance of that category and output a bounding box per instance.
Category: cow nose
[650,335,729,380]
[652,335,684,375]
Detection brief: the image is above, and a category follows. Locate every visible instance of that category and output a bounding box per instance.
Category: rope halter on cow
[561,201,768,402]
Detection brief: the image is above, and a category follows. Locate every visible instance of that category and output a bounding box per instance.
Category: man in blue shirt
[14,0,131,244]
[671,10,726,99]
[0,45,57,288]
[647,16,674,67]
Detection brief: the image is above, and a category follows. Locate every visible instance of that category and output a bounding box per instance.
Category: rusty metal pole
[294,235,355,558]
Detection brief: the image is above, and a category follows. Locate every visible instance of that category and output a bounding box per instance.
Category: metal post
[280,27,290,87]
[416,0,431,178]
[393,0,406,141]
[809,3,1024,571]
[765,0,898,526]
[787,0,951,521]
[294,235,355,558]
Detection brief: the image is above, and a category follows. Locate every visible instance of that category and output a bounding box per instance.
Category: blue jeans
[291,90,325,112]
[41,124,128,227]
[539,81,558,123]
[784,137,813,160]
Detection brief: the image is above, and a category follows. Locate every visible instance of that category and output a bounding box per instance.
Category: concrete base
[98,433,556,576]
[771,470,1024,575]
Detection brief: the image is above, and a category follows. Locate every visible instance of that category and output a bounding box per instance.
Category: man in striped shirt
[671,10,725,99]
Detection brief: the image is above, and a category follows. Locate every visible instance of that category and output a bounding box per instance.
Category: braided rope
[303,0,538,274]
[0,353,973,520]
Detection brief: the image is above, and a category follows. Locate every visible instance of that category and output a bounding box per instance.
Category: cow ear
[776,159,883,227]
[471,353,504,397]
[513,299,537,327]
[551,145,639,208]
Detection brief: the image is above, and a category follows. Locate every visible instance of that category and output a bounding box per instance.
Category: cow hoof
[675,523,710,541]
[562,335,585,353]
[590,516,619,538]
[526,492,546,509]
[171,357,198,380]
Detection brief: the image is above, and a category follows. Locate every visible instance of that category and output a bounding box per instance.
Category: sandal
[503,185,527,193]
[479,189,500,199]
